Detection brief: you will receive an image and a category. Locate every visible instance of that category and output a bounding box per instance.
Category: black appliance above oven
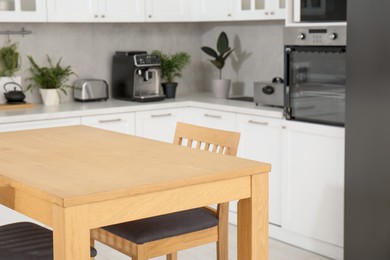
[284,26,346,126]
[297,0,347,23]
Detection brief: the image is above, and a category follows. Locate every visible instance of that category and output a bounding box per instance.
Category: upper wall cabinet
[0,0,47,22]
[192,0,234,22]
[235,0,285,21]
[47,0,145,23]
[145,0,190,22]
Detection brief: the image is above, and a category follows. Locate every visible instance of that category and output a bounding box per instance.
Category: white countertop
[0,92,283,124]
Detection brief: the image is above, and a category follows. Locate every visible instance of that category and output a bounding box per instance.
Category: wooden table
[0,126,270,260]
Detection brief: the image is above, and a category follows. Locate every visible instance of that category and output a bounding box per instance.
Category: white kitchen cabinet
[0,0,47,22]
[191,0,234,22]
[237,114,283,226]
[281,120,344,247]
[47,0,144,22]
[145,0,191,22]
[0,117,80,132]
[185,107,236,132]
[81,113,135,135]
[235,0,285,21]
[135,108,185,143]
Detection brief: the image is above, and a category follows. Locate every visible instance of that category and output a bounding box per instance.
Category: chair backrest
[173,122,240,156]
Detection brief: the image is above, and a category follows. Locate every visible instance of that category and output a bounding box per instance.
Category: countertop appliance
[112,51,165,102]
[254,77,284,107]
[294,0,347,23]
[284,26,346,126]
[73,79,109,102]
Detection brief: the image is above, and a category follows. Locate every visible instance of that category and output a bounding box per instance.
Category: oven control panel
[284,26,346,46]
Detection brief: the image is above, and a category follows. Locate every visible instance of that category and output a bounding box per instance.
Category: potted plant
[26,55,75,106]
[201,31,234,98]
[152,50,190,98]
[0,43,22,104]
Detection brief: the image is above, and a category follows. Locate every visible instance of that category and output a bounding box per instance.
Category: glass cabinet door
[236,0,285,20]
[0,0,46,22]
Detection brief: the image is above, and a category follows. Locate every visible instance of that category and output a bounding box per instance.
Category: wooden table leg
[52,204,90,260]
[237,173,269,260]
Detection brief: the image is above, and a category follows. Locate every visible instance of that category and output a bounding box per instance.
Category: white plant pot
[211,79,231,98]
[40,89,60,106]
[0,76,22,104]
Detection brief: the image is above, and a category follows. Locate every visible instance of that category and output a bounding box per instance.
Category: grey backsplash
[0,21,283,104]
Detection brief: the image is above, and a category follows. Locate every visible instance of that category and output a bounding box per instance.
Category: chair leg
[217,203,229,260]
[167,252,178,260]
[90,238,95,260]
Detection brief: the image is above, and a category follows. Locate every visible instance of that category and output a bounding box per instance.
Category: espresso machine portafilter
[112,51,165,102]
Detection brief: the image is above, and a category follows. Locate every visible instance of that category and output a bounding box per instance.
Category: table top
[0,126,270,207]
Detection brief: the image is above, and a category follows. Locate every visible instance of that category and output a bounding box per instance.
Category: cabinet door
[0,0,47,22]
[135,108,184,143]
[81,113,135,135]
[47,0,98,22]
[192,0,234,21]
[185,108,236,132]
[237,114,283,226]
[282,121,345,247]
[235,0,285,20]
[98,0,145,22]
[145,0,191,22]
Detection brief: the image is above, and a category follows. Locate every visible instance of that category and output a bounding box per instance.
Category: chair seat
[0,222,97,260]
[103,208,218,245]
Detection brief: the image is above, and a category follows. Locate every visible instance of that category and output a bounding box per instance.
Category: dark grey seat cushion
[0,222,97,260]
[103,208,218,245]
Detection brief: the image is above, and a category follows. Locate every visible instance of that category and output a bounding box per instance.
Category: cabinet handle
[270,11,275,15]
[248,120,269,126]
[101,15,105,18]
[228,13,232,17]
[98,118,122,124]
[151,113,172,118]
[282,126,287,129]
[94,14,98,18]
[204,114,222,119]
[265,12,269,15]
[148,14,152,18]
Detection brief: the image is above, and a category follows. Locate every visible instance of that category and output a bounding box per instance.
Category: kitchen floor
[95,225,330,260]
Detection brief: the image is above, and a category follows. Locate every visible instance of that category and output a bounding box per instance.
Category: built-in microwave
[294,0,347,23]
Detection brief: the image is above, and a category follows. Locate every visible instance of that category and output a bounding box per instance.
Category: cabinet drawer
[0,117,80,132]
[186,108,237,131]
[81,113,135,135]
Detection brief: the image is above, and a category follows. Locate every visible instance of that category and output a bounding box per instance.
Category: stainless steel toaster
[73,79,109,102]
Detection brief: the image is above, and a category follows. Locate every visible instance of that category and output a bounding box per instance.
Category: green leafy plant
[152,50,190,83]
[0,43,20,77]
[201,32,234,79]
[26,55,75,95]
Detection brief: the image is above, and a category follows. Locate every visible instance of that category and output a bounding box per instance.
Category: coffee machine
[112,51,165,102]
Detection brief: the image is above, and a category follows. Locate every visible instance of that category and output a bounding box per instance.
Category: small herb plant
[201,32,234,79]
[0,43,20,77]
[152,50,190,83]
[26,55,75,95]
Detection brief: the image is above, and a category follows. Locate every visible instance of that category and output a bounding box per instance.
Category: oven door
[284,45,346,126]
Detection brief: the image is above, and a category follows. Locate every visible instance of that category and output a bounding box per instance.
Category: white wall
[200,20,284,96]
[0,21,284,103]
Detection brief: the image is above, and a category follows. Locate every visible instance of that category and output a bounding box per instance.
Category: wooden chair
[91,122,241,260]
[0,222,97,260]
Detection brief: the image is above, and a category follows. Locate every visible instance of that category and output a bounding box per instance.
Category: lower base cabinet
[281,120,345,248]
[236,114,283,226]
[135,108,185,143]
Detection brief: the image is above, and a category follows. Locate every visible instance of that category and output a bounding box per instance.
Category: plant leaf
[217,32,229,54]
[201,47,218,58]
[222,48,235,60]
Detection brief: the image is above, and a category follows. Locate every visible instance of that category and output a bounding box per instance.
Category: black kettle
[3,82,26,103]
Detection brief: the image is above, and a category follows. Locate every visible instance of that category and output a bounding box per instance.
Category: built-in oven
[294,0,347,23]
[284,26,346,126]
